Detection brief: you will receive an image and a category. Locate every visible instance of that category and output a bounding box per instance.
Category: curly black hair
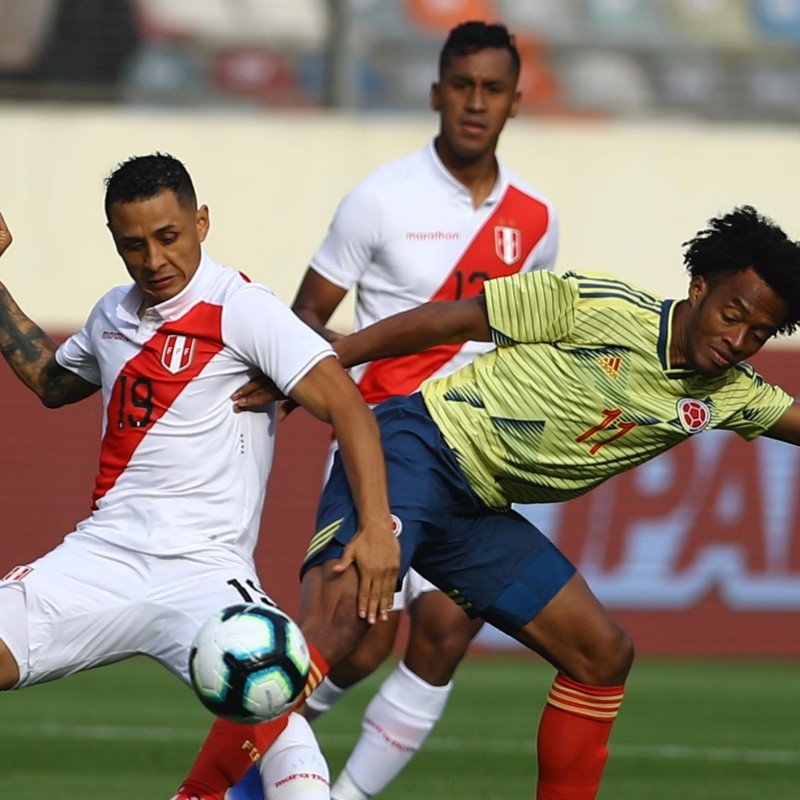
[438,21,520,79]
[104,152,197,218]
[683,205,800,336]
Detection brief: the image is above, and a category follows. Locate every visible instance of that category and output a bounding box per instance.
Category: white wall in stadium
[1,105,799,349]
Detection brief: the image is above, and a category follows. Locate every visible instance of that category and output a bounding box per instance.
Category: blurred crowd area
[3,0,800,122]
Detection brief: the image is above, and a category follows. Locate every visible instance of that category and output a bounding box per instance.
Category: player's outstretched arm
[335,294,492,368]
[232,268,347,413]
[287,355,398,623]
[763,402,800,446]
[0,211,98,407]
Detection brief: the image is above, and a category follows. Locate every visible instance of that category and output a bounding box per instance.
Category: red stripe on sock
[546,674,624,721]
[302,641,330,701]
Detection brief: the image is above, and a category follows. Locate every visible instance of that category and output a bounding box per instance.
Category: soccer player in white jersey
[0,154,399,800]
[201,21,558,800]
[195,204,800,800]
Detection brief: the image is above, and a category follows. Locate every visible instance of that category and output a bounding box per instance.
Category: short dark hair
[438,21,520,79]
[683,205,800,336]
[104,153,197,218]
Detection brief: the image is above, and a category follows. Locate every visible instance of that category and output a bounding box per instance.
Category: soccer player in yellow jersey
[187,204,800,800]
[301,205,800,800]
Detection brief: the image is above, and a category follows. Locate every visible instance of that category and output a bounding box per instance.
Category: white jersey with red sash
[310,139,559,404]
[55,250,334,558]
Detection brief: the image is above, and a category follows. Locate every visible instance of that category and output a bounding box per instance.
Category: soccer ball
[189,603,310,723]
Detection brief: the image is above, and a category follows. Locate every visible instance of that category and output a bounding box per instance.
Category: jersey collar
[425,138,506,206]
[117,248,216,324]
[658,298,696,379]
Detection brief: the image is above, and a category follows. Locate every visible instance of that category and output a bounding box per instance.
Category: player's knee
[405,605,482,684]
[576,624,634,687]
[415,618,475,655]
[333,616,398,683]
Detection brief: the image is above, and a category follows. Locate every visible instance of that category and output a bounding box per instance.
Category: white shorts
[391,568,438,611]
[0,531,275,689]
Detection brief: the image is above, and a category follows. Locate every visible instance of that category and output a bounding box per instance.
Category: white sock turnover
[259,712,330,799]
[331,661,453,798]
[304,676,350,723]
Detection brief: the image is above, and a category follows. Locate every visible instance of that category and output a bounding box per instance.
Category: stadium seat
[751,0,800,44]
[297,51,385,108]
[132,0,326,48]
[653,51,730,117]
[403,0,499,33]
[662,0,756,48]
[582,0,667,46]
[740,55,800,119]
[211,47,305,106]
[351,0,418,44]
[494,0,582,42]
[366,36,442,109]
[120,41,206,105]
[556,49,654,113]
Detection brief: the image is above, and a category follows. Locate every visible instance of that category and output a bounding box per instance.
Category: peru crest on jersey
[161,334,196,374]
[494,225,521,266]
[677,398,711,434]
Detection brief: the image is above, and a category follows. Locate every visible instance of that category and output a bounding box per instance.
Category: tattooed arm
[0,213,99,407]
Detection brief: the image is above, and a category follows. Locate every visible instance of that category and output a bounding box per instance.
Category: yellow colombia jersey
[421,270,793,508]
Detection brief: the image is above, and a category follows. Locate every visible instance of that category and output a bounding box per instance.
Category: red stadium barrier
[2,347,798,656]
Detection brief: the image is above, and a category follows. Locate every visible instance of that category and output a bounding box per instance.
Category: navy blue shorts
[302,393,576,638]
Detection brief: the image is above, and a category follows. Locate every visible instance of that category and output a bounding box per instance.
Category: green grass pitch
[1,656,799,799]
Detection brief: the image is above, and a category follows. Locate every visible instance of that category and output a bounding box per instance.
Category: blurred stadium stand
[2,0,800,120]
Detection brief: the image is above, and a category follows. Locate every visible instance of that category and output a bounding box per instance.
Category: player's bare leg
[0,637,20,689]
[514,572,633,800]
[0,586,25,690]
[304,610,400,721]
[298,561,372,667]
[332,590,483,800]
[404,590,483,683]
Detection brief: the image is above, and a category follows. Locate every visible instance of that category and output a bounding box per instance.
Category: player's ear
[430,81,441,112]
[196,204,210,243]
[509,89,521,119]
[688,275,708,306]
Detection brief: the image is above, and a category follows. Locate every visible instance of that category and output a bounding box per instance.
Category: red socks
[536,673,624,800]
[178,643,330,799]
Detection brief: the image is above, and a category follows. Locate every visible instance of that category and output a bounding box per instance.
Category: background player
[191,204,800,800]
[223,20,559,800]
[0,154,397,800]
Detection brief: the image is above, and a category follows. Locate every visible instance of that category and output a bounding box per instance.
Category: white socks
[331,661,453,800]
[258,712,330,799]
[304,675,350,723]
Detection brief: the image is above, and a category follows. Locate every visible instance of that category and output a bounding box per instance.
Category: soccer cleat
[224,765,264,800]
